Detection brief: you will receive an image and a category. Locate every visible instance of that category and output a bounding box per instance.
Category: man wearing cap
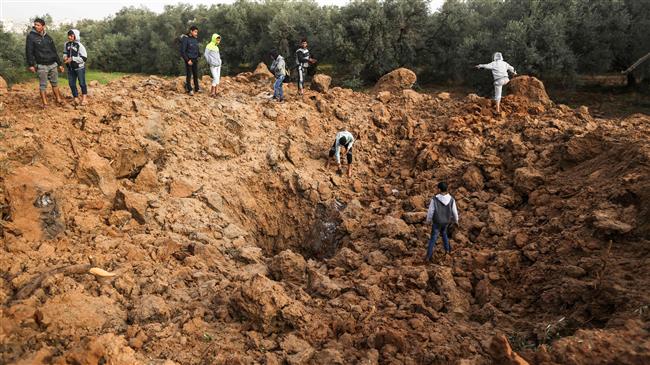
[325,130,355,177]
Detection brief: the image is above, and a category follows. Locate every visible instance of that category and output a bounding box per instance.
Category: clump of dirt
[372,67,417,94]
[508,75,551,105]
[0,68,648,365]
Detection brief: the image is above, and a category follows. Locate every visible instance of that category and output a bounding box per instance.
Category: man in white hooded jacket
[63,29,88,105]
[476,52,517,113]
[425,182,459,261]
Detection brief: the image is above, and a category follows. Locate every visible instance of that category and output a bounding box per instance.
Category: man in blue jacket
[180,26,201,95]
[25,18,64,107]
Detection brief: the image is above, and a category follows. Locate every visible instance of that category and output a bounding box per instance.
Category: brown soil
[0,72,649,365]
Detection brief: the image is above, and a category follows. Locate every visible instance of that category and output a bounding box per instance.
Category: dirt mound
[1,72,649,364]
[508,75,551,105]
[372,67,417,94]
[0,75,7,94]
[251,62,274,80]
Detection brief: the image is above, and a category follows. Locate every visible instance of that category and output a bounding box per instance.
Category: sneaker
[196,89,203,94]
[188,90,194,96]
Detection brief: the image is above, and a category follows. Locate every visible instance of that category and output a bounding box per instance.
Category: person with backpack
[269,50,287,102]
[180,25,201,95]
[325,129,355,177]
[475,52,517,113]
[25,18,65,108]
[424,182,459,261]
[294,38,316,96]
[63,29,88,105]
[204,33,222,98]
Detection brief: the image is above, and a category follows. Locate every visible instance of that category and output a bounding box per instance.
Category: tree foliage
[1,0,648,87]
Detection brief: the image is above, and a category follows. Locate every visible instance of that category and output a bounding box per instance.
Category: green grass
[85,70,129,84]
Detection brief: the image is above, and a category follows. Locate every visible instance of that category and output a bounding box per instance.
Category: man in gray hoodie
[424,182,459,261]
[476,52,517,113]
[269,50,286,102]
[63,29,88,105]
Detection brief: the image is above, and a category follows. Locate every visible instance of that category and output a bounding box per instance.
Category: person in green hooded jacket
[204,33,222,98]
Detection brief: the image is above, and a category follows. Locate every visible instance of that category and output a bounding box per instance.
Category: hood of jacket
[69,29,81,42]
[30,28,46,37]
[493,52,503,61]
[206,33,220,51]
[435,193,453,205]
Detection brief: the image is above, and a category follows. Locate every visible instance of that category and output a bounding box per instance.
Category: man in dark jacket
[180,25,201,95]
[25,18,64,107]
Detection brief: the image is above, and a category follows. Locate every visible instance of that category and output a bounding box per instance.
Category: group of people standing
[268,38,317,102]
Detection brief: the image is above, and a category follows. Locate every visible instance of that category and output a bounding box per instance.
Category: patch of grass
[85,70,129,84]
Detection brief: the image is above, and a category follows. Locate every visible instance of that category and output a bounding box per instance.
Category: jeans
[67,67,87,97]
[273,75,285,100]
[185,59,200,92]
[426,223,451,260]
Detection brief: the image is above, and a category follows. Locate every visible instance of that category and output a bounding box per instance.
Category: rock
[169,178,195,198]
[488,334,530,365]
[41,291,126,334]
[204,192,224,212]
[462,165,484,191]
[376,216,413,238]
[311,74,331,93]
[65,333,144,365]
[307,267,342,298]
[108,210,132,227]
[114,189,148,224]
[310,349,344,365]
[376,91,392,103]
[486,203,512,236]
[263,108,278,120]
[366,250,388,266]
[379,237,407,256]
[89,80,99,87]
[0,75,7,94]
[371,103,391,128]
[231,274,292,331]
[508,76,551,105]
[447,136,483,161]
[402,89,423,103]
[251,62,274,80]
[130,295,171,323]
[430,265,469,315]
[437,92,451,100]
[401,212,427,224]
[513,167,544,194]
[282,334,315,365]
[372,68,417,94]
[134,161,159,193]
[267,146,281,167]
[4,165,65,241]
[592,210,634,234]
[330,247,362,270]
[77,150,118,198]
[223,223,247,239]
[270,249,307,285]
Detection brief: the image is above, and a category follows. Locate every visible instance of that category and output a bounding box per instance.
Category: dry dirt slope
[0,69,649,365]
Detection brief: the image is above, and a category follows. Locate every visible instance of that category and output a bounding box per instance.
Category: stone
[507,76,551,105]
[488,334,530,365]
[437,92,451,100]
[401,212,427,224]
[169,178,195,198]
[376,216,413,238]
[430,265,469,315]
[77,150,118,198]
[514,167,544,194]
[311,74,332,93]
[270,249,307,285]
[89,80,99,87]
[264,108,278,120]
[251,62,274,80]
[447,136,483,161]
[487,203,512,236]
[592,210,634,234]
[0,75,7,94]
[4,165,65,241]
[231,274,292,331]
[372,68,417,94]
[376,91,392,103]
[371,103,391,128]
[307,267,342,298]
[129,295,171,323]
[134,161,159,193]
[114,189,148,224]
[462,165,484,191]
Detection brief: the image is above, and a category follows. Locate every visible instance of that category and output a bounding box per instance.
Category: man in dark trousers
[294,38,316,96]
[25,18,65,107]
[424,182,459,261]
[180,25,201,95]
